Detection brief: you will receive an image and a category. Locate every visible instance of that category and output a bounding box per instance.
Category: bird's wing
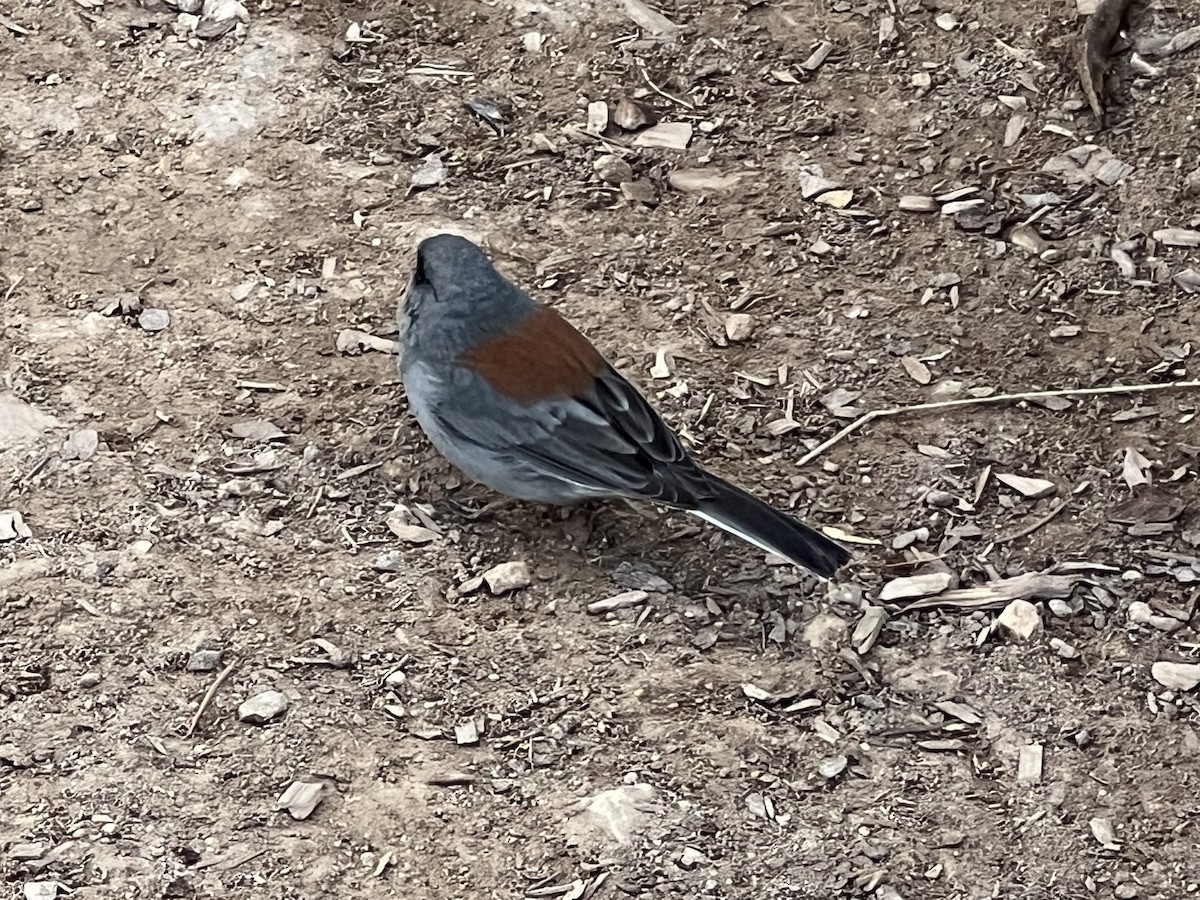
[429,363,712,506]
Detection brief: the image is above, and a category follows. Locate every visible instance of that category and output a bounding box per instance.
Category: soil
[3,1,1200,898]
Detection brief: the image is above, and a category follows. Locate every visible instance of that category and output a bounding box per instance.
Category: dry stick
[186,660,238,738]
[3,275,23,304]
[994,499,1070,544]
[636,62,695,110]
[798,380,1200,466]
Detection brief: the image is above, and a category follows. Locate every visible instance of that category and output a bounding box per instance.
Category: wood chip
[632,122,692,150]
[454,720,480,745]
[851,606,888,654]
[879,572,954,601]
[668,169,743,193]
[587,590,649,615]
[277,781,324,820]
[901,571,1082,612]
[995,473,1057,499]
[898,195,938,213]
[1017,744,1044,785]
[801,41,833,71]
[1152,228,1200,248]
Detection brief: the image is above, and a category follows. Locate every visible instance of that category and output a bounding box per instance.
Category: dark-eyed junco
[398,233,851,577]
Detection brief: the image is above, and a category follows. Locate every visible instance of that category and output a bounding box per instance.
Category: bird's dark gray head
[400,232,538,364]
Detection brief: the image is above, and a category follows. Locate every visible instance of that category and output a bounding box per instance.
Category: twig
[3,275,23,304]
[995,500,1069,544]
[798,379,1200,466]
[186,660,238,738]
[636,62,695,110]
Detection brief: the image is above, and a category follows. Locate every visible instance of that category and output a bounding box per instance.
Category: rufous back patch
[459,306,606,403]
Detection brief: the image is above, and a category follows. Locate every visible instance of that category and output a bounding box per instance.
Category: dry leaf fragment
[851,606,888,654]
[901,356,932,384]
[899,195,938,213]
[409,152,447,191]
[995,473,1057,499]
[1121,447,1152,490]
[724,313,755,342]
[1088,816,1121,850]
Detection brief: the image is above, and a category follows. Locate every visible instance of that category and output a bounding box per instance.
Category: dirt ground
[3,0,1200,898]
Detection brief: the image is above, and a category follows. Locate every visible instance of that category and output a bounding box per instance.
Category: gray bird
[399,233,851,577]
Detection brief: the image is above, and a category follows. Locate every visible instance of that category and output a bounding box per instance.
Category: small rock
[388,523,439,544]
[9,843,45,862]
[79,672,102,689]
[612,562,672,593]
[924,489,956,508]
[1050,637,1080,659]
[1128,601,1153,624]
[482,561,531,594]
[593,154,633,184]
[23,884,58,900]
[455,720,480,745]
[138,308,170,332]
[62,428,100,461]
[238,690,290,724]
[818,754,848,779]
[724,313,756,342]
[21,198,44,213]
[619,179,658,204]
[997,599,1042,641]
[613,97,655,131]
[277,781,324,820]
[371,551,406,573]
[1048,599,1075,617]
[678,846,709,870]
[1150,661,1200,691]
[187,649,223,672]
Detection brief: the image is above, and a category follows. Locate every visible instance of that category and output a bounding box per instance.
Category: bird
[397,233,851,578]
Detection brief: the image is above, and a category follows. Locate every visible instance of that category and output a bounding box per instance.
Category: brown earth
[2,1,1200,898]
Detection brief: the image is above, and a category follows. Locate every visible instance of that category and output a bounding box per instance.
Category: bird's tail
[689,476,851,577]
